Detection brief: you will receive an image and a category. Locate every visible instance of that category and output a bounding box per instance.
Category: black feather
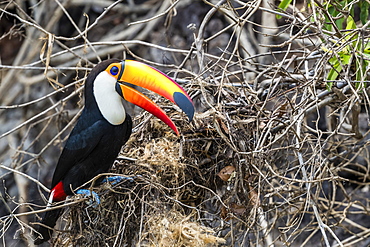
[34,59,132,245]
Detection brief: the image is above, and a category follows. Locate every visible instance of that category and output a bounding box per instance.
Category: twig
[0,165,49,193]
[128,0,179,26]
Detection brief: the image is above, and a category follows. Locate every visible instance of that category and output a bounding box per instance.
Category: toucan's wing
[50,119,108,189]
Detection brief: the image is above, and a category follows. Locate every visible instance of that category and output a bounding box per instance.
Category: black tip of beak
[174,92,194,121]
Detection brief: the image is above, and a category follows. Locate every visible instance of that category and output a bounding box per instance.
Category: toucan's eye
[110,66,119,76]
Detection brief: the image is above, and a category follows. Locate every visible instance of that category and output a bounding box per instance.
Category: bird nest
[46,74,370,246]
[48,95,255,246]
[19,68,370,246]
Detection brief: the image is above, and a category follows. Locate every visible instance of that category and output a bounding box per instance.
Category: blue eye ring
[110,66,119,76]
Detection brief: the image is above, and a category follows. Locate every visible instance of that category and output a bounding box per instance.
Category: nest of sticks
[45,74,370,246]
[48,87,258,246]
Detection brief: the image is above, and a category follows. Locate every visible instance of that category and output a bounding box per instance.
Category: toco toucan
[34,59,194,245]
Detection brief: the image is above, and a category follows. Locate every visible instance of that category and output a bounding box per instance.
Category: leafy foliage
[322,0,370,89]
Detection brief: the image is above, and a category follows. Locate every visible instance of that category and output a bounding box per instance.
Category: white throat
[93,71,126,125]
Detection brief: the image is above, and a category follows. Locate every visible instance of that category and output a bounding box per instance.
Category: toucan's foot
[102,175,140,185]
[75,176,140,206]
[76,189,101,205]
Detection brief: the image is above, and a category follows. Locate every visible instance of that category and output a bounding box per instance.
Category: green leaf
[278,0,292,10]
[327,57,343,90]
[359,2,370,25]
[326,80,333,91]
[326,6,338,31]
[355,57,368,88]
[340,54,351,65]
[277,0,292,19]
[345,15,356,30]
[364,41,370,54]
[327,64,342,81]
[335,17,345,30]
[355,59,362,82]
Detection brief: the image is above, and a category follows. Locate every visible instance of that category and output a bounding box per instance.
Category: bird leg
[102,175,140,185]
[75,176,140,205]
[76,189,101,205]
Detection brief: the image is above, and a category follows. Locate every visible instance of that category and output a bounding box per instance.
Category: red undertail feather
[51,181,67,202]
[34,181,66,245]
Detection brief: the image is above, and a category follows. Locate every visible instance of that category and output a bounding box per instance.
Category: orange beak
[106,60,194,135]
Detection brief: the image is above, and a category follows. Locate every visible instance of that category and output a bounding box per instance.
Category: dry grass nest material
[38,81,370,247]
[145,210,226,247]
[51,102,240,246]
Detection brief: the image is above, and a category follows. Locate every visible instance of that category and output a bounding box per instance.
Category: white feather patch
[93,71,126,125]
[47,190,55,207]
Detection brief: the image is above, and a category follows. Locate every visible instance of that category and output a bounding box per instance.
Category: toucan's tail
[34,207,63,245]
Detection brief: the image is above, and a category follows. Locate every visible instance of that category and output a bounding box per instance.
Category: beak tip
[173,92,194,122]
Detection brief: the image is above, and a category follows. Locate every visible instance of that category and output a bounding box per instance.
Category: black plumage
[35,59,132,244]
[52,59,132,193]
[34,58,194,245]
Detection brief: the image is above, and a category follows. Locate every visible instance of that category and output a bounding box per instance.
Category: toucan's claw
[102,175,140,185]
[75,176,140,206]
[76,189,101,206]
